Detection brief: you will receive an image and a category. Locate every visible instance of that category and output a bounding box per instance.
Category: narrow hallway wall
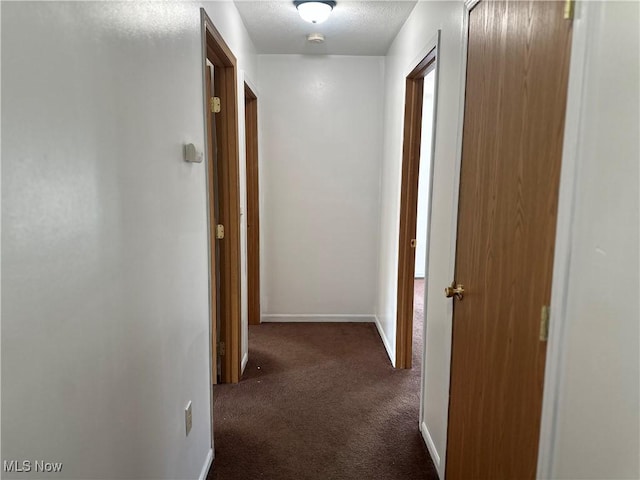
[2,2,257,478]
[376,2,466,474]
[548,1,639,477]
[257,55,384,322]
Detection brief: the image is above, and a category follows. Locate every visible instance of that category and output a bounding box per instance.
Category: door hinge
[216,224,225,239]
[564,0,575,20]
[210,96,221,113]
[539,305,550,341]
[218,341,226,356]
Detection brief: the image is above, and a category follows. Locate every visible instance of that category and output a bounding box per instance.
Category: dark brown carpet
[209,279,436,479]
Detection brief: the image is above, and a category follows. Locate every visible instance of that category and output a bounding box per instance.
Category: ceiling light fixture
[294,1,336,24]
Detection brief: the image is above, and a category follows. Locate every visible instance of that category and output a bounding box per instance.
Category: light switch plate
[184,143,202,163]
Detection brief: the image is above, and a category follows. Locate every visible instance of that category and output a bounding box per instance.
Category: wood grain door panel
[244,86,261,326]
[446,1,573,478]
[206,65,219,385]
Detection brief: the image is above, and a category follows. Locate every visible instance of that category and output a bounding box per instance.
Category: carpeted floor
[209,279,436,479]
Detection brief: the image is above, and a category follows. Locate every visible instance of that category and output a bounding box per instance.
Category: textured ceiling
[234,1,418,55]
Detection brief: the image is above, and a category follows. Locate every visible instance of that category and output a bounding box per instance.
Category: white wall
[257,55,384,323]
[545,2,640,478]
[414,70,435,279]
[1,2,256,478]
[376,1,465,473]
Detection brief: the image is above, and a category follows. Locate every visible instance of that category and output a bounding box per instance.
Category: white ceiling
[234,0,418,56]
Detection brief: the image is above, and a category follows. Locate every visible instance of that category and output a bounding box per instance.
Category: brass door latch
[445,281,465,300]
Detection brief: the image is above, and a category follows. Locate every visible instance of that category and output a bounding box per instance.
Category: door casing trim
[395,31,440,370]
[201,7,242,393]
[536,1,592,477]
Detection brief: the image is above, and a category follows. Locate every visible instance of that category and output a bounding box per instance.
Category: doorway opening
[202,9,242,385]
[395,46,437,369]
[244,83,261,327]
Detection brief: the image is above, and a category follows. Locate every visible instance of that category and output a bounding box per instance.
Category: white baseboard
[374,315,395,367]
[261,314,376,323]
[420,421,441,476]
[241,352,248,373]
[199,448,213,480]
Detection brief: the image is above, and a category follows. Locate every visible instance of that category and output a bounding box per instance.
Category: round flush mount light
[294,1,336,24]
[307,32,325,43]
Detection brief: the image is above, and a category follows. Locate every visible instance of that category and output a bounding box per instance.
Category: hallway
[210,281,433,479]
[2,2,637,479]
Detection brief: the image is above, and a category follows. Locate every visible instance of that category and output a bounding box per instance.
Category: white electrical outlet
[185,401,193,436]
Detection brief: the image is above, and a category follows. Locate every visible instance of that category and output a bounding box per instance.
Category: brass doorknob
[445,281,464,300]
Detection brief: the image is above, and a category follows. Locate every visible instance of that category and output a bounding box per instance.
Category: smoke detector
[307,33,325,43]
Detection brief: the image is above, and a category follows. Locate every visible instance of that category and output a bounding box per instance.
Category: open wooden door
[445,1,573,478]
[244,83,261,326]
[202,9,242,384]
[205,65,219,384]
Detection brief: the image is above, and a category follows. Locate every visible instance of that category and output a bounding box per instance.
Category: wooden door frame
[201,8,242,385]
[536,1,592,477]
[395,41,438,369]
[244,82,261,326]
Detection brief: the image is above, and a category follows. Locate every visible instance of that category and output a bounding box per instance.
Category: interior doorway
[414,71,434,283]
[395,45,438,369]
[202,9,242,385]
[244,83,261,327]
[412,69,435,366]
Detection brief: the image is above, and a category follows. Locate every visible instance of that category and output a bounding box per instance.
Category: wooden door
[206,64,220,384]
[446,1,573,478]
[244,84,261,326]
[203,11,243,384]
